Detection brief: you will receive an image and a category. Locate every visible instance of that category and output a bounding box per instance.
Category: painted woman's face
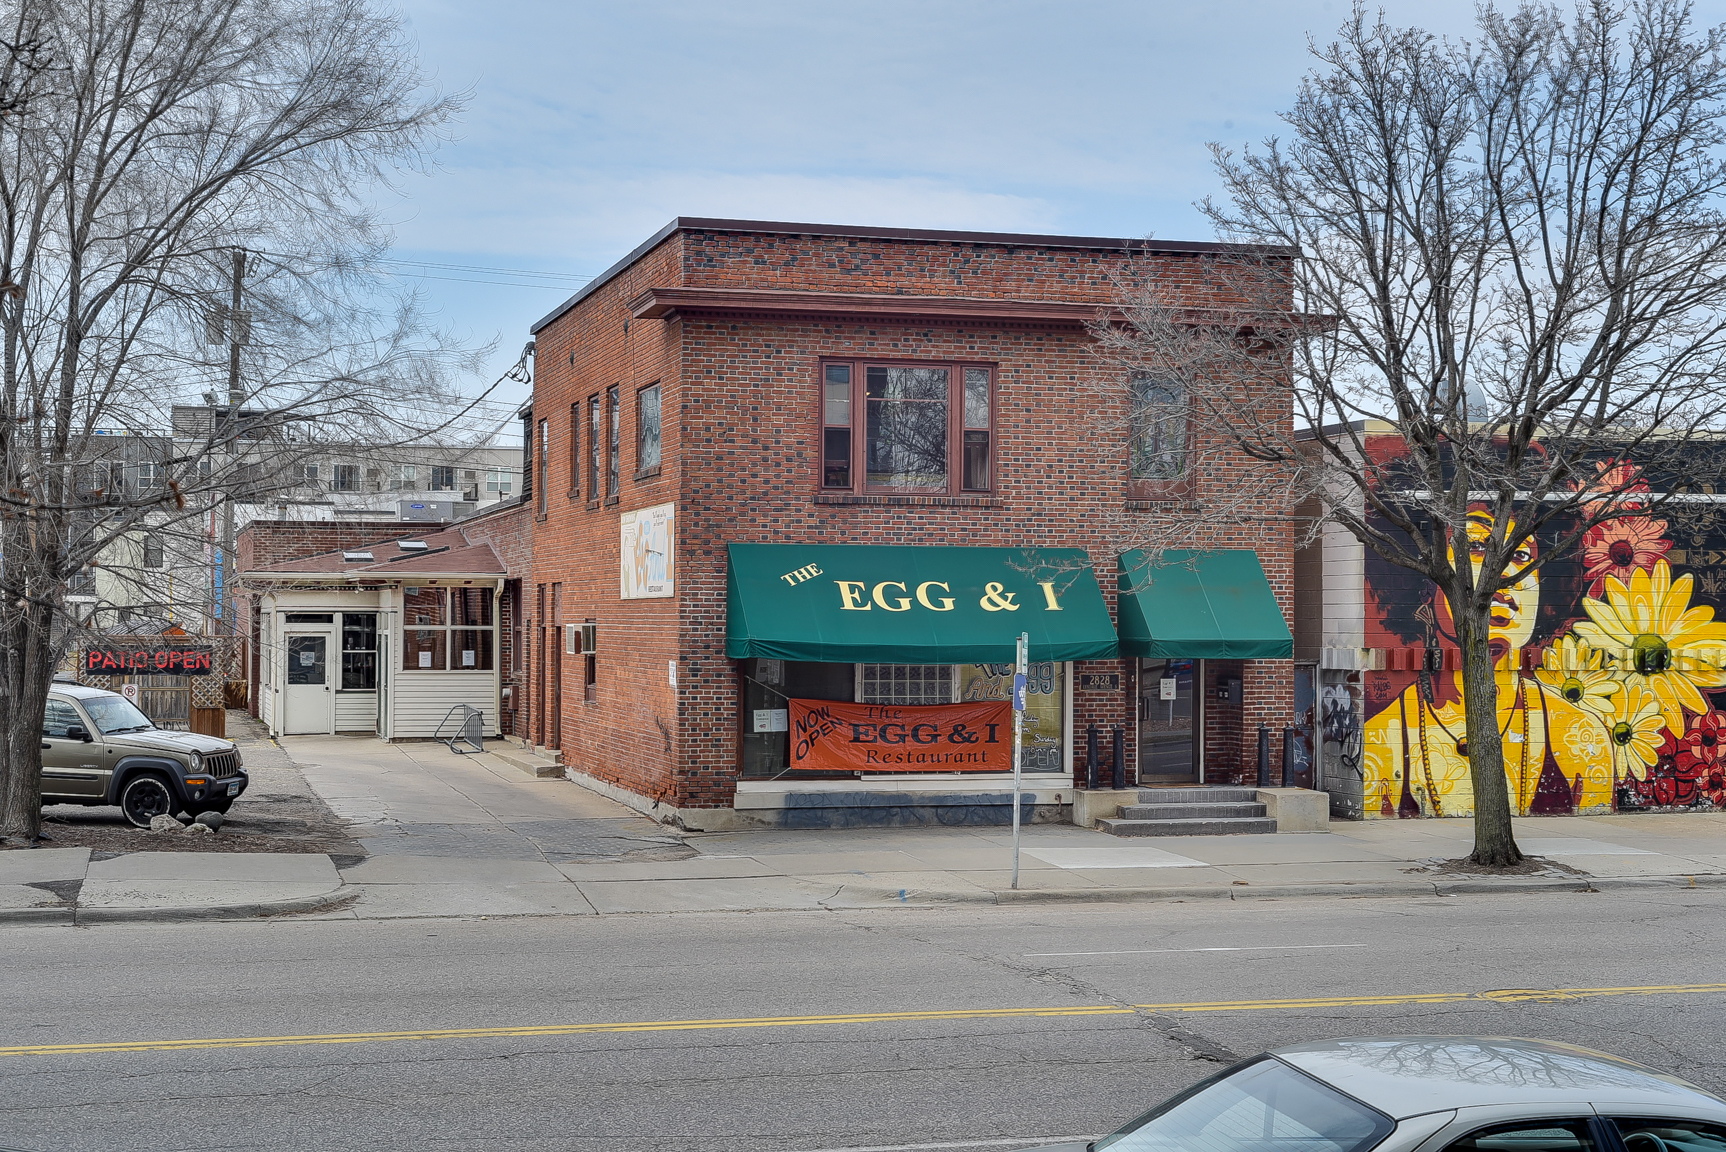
[1442,515,1541,652]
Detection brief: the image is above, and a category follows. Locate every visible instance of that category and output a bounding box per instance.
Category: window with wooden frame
[1127,371,1191,494]
[819,360,994,495]
[636,382,662,477]
[586,394,601,507]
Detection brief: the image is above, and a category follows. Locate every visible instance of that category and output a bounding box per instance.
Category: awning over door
[726,544,1119,664]
[1116,549,1292,660]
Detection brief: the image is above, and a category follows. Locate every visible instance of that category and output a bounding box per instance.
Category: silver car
[1034,1036,1726,1152]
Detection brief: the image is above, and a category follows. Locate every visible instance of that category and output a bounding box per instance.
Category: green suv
[42,683,248,827]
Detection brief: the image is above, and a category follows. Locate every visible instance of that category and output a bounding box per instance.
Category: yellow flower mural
[1572,560,1726,735]
[1599,681,1665,779]
[1532,636,1620,716]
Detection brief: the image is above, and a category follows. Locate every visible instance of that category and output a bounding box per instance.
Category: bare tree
[0,0,492,846]
[1094,0,1726,865]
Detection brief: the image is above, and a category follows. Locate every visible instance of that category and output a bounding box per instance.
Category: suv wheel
[119,772,177,828]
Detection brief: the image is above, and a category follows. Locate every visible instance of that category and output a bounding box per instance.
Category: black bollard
[1112,726,1125,790]
[1282,727,1297,787]
[1257,724,1271,787]
[1086,723,1098,790]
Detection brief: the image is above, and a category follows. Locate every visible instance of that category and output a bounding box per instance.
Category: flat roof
[530,216,1295,335]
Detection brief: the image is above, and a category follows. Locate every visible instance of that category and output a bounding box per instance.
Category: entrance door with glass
[1137,657,1197,782]
[284,632,334,735]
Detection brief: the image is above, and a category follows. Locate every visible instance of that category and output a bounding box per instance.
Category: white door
[284,632,334,735]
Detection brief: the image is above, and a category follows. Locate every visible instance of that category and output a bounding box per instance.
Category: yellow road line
[6,983,1726,1059]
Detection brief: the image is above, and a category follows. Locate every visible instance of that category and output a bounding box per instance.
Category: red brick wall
[458,501,533,738]
[529,225,1295,810]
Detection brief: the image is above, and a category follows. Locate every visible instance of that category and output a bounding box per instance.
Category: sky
[376,0,1722,439]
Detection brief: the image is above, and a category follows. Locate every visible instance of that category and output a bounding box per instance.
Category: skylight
[398,540,429,551]
[342,551,374,562]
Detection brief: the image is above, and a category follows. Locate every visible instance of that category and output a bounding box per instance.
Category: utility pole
[213,249,246,638]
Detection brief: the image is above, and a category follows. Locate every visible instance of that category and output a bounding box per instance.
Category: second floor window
[820,360,993,494]
[1129,373,1189,483]
[536,420,549,514]
[295,463,320,487]
[333,463,360,492]
[606,385,620,498]
[431,465,456,491]
[485,467,512,495]
[587,394,601,501]
[142,535,163,569]
[391,464,418,491]
[637,382,662,474]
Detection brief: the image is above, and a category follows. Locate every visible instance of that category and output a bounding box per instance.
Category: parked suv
[42,683,248,827]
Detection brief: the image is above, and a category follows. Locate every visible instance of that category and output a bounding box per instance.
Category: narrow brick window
[606,385,620,499]
[819,360,993,495]
[569,403,580,497]
[586,394,601,504]
[536,419,549,515]
[821,363,851,487]
[637,382,662,475]
[583,618,597,702]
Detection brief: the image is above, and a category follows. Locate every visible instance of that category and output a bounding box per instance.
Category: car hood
[108,728,235,757]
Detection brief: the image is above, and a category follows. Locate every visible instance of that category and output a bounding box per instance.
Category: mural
[1361,462,1726,817]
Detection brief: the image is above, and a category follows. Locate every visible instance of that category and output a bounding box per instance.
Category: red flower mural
[1676,711,1726,775]
[1582,517,1672,597]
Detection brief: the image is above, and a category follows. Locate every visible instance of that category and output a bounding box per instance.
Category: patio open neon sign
[83,647,214,675]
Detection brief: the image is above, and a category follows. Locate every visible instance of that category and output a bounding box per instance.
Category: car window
[80,694,153,735]
[1610,1119,1726,1152]
[43,700,84,738]
[1445,1122,1597,1152]
[1095,1057,1395,1152]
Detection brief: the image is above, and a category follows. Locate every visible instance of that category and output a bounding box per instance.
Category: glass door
[1137,657,1196,782]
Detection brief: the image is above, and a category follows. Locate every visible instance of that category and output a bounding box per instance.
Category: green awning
[1117,549,1292,660]
[726,544,1118,664]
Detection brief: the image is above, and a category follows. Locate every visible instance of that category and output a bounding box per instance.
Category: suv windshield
[1095,1057,1394,1152]
[79,695,154,735]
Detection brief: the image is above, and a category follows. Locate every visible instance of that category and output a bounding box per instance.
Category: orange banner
[789,698,1015,772]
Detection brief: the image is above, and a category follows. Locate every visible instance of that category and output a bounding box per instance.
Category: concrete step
[488,744,564,779]
[1099,816,1278,837]
[1136,787,1258,805]
[1118,801,1268,820]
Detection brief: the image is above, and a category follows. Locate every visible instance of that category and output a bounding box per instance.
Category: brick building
[512,218,1299,830]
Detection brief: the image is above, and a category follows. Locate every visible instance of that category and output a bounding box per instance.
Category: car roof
[49,683,119,700]
[1273,1037,1726,1120]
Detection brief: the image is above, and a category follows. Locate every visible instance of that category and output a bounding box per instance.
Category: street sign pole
[1011,630,1028,890]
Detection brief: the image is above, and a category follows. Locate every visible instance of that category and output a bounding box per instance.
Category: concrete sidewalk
[8,732,1726,921]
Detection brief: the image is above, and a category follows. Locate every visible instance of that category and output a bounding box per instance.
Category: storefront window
[341,613,378,690]
[739,660,1069,777]
[959,662,1066,772]
[739,659,855,778]
[400,586,495,671]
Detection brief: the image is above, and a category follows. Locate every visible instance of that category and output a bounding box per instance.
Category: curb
[74,889,355,924]
[0,906,75,925]
[992,872,1726,904]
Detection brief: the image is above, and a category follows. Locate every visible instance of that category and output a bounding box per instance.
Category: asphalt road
[2,887,1722,1152]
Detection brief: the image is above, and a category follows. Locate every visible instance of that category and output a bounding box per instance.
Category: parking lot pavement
[279,735,692,863]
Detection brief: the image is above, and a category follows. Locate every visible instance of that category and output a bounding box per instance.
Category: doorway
[1137,657,1197,783]
[283,632,334,735]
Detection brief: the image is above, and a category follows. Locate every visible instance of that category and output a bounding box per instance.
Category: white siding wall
[335,692,378,733]
[259,682,278,735]
[1321,520,1367,649]
[385,670,501,739]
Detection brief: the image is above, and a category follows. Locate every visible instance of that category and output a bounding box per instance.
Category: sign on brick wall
[620,502,674,599]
